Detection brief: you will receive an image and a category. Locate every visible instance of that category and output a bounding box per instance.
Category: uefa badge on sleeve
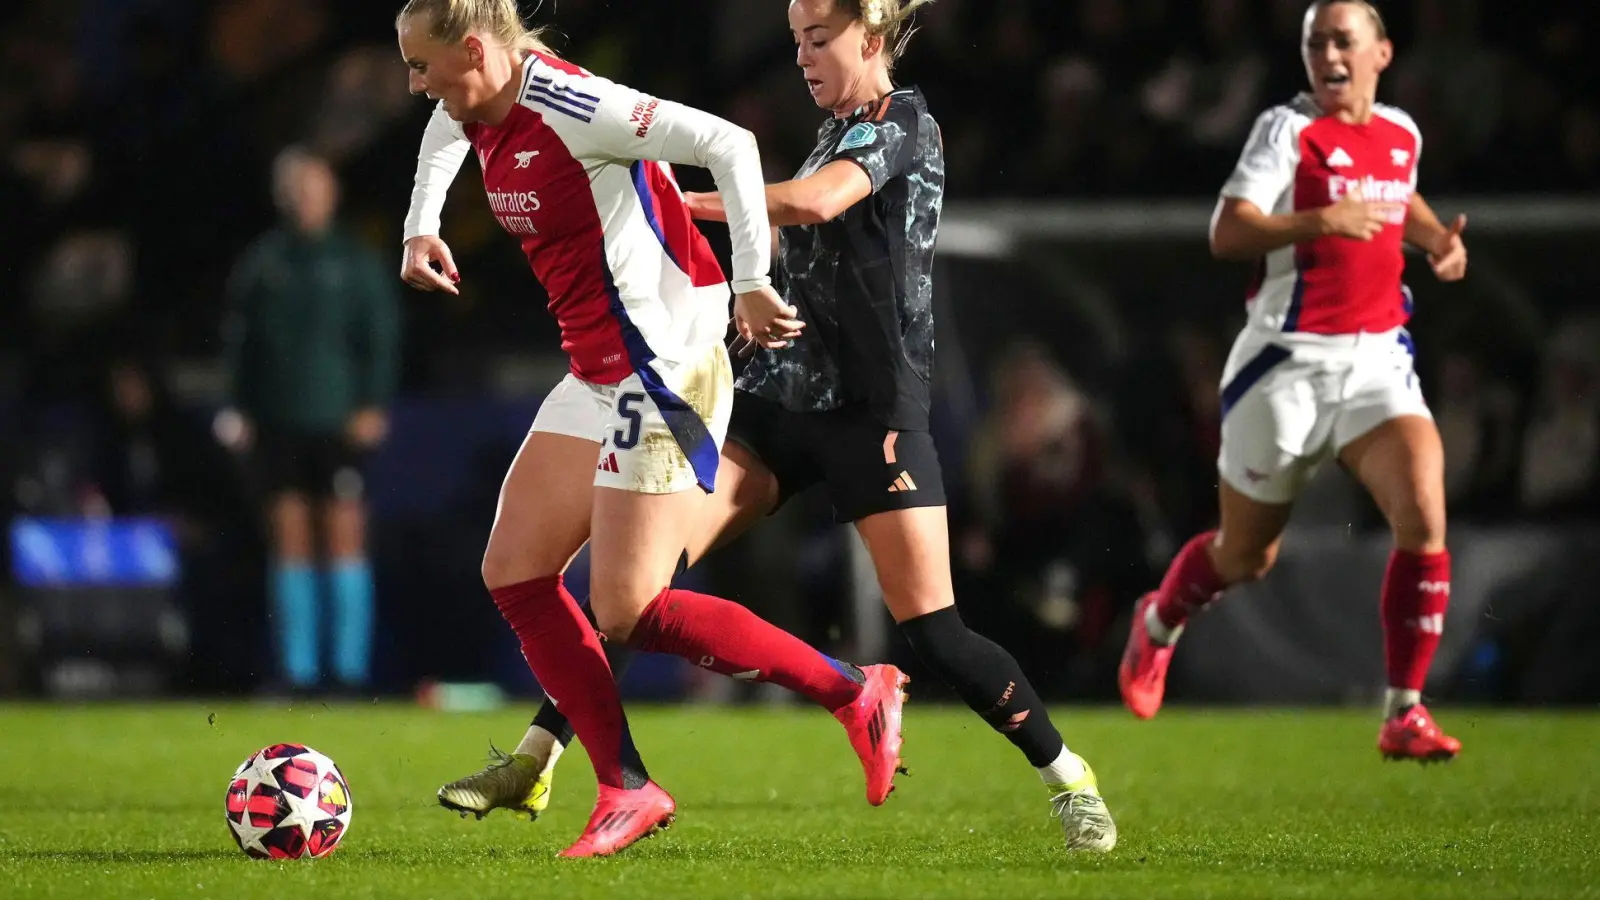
[838,123,877,151]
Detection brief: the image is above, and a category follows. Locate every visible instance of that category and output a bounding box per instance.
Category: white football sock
[1037,744,1087,789]
[514,725,560,765]
[1145,601,1184,646]
[1383,688,1421,720]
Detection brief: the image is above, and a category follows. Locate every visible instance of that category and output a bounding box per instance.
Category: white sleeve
[1219,107,1299,214]
[556,76,772,292]
[1399,111,1423,191]
[402,103,472,241]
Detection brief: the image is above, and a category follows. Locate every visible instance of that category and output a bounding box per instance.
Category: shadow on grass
[7,847,566,866]
[6,845,422,864]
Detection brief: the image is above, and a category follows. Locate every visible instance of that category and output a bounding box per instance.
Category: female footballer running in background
[397,0,908,857]
[438,0,1117,853]
[1119,0,1469,763]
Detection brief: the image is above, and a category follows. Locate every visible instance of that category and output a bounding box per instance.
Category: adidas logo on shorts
[888,471,917,493]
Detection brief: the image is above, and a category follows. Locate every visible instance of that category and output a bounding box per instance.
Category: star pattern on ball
[276,784,324,843]
[226,745,351,860]
[226,803,274,856]
[242,753,290,797]
[226,753,294,856]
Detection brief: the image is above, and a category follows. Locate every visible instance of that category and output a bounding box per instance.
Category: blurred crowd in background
[2,0,1596,700]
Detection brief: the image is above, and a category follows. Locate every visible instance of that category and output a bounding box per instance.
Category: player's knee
[880,585,956,624]
[896,604,966,669]
[1385,489,1447,554]
[480,522,571,590]
[586,572,665,643]
[588,593,647,644]
[479,550,514,591]
[480,544,554,591]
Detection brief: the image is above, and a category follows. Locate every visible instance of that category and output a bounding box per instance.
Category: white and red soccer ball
[225,743,353,859]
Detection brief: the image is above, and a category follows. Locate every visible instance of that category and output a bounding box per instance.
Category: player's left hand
[1429,214,1467,282]
[732,285,805,357]
[346,407,390,449]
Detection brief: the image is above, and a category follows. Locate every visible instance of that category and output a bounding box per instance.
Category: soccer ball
[225,743,353,859]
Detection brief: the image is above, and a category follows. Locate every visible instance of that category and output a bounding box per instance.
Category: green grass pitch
[0,703,1595,898]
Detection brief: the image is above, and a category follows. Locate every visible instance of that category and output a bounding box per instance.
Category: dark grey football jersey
[736,87,944,431]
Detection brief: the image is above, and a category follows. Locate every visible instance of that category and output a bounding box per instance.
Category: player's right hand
[401,235,460,295]
[732,285,805,357]
[1319,186,1401,241]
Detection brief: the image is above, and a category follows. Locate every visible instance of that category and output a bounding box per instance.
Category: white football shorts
[530,341,733,494]
[1216,326,1432,504]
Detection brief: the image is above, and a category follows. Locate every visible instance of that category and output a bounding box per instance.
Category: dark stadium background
[3,0,1596,705]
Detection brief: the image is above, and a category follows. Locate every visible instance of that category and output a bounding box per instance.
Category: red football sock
[491,576,646,789]
[1153,530,1229,630]
[1381,549,1451,692]
[629,588,863,712]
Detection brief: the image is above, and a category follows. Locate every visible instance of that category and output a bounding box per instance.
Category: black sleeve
[824,94,920,194]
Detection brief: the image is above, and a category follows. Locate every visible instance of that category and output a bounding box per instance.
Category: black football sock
[897,605,1066,767]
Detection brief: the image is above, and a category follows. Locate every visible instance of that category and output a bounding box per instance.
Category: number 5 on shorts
[614,392,646,450]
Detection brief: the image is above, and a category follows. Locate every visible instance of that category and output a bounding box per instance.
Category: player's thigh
[482,377,609,589]
[589,487,709,639]
[685,439,781,566]
[1216,338,1327,507]
[684,392,823,564]
[816,413,954,622]
[854,505,957,623]
[588,343,734,636]
[1338,414,1447,552]
[1334,335,1445,551]
[482,430,598,588]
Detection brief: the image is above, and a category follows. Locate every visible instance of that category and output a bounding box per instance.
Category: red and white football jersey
[404,52,771,385]
[1219,93,1421,336]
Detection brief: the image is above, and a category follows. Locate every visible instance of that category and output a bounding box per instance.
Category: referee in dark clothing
[218,146,401,693]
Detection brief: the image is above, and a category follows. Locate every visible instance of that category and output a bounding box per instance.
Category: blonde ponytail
[841,0,935,71]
